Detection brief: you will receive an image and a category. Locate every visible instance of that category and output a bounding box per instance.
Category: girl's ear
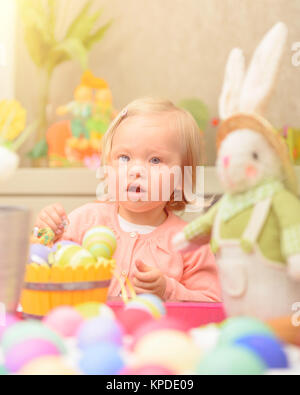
[239,22,288,115]
[219,48,245,120]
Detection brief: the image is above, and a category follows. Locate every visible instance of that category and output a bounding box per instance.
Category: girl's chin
[119,201,165,213]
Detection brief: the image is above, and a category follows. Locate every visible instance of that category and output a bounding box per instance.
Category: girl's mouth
[127,184,146,194]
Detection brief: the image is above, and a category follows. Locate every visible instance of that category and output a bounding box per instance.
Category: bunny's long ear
[219,48,245,120]
[239,22,288,115]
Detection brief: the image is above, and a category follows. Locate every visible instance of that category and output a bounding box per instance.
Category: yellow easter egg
[83,226,117,259]
[18,356,78,375]
[134,330,200,374]
[54,245,96,268]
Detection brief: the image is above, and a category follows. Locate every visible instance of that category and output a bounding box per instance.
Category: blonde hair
[101,97,204,212]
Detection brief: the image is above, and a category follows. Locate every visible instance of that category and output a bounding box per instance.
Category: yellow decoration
[0,100,26,142]
[21,259,115,318]
[81,70,109,90]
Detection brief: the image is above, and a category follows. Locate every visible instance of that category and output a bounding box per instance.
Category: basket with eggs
[21,226,117,318]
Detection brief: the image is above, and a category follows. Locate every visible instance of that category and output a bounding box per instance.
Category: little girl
[35,98,221,302]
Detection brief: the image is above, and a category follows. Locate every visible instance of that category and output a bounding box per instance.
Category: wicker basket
[21,259,114,319]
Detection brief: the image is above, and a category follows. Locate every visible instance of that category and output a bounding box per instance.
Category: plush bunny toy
[173,22,300,320]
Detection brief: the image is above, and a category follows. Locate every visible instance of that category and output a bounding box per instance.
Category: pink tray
[107,301,226,330]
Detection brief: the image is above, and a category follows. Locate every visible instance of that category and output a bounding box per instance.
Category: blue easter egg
[29,244,51,265]
[235,334,289,369]
[77,317,123,349]
[79,343,124,375]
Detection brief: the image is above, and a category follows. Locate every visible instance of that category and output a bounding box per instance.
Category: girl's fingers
[44,208,63,228]
[133,277,159,290]
[38,213,59,233]
[134,269,159,283]
[35,220,51,230]
[53,204,67,220]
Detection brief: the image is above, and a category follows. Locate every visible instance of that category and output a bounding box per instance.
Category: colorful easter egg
[79,343,124,375]
[121,365,175,375]
[132,317,189,347]
[126,294,166,319]
[1,321,66,354]
[0,365,7,375]
[134,330,199,373]
[19,356,77,376]
[29,244,51,265]
[51,241,80,254]
[5,338,61,373]
[82,226,117,259]
[43,307,84,337]
[116,308,154,335]
[235,334,289,369]
[54,245,96,268]
[36,228,55,247]
[219,316,275,345]
[77,317,123,349]
[190,324,221,353]
[75,302,115,320]
[196,345,266,375]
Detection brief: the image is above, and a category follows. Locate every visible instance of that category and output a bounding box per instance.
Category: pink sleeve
[163,245,222,302]
[61,204,100,244]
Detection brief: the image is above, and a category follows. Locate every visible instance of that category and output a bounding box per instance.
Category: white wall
[0,0,16,99]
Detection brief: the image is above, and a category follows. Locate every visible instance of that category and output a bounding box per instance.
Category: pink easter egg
[0,314,20,341]
[43,306,84,337]
[121,365,175,375]
[5,338,60,373]
[116,308,154,335]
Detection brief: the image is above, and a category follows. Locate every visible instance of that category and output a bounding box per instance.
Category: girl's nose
[223,156,230,168]
[129,164,145,179]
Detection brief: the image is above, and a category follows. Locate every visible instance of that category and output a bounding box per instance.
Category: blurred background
[0,0,297,166]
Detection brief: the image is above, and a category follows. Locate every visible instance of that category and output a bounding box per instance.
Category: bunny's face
[216,129,283,194]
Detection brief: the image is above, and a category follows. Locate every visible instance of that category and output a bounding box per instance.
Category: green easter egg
[1,321,66,354]
[83,226,117,259]
[55,245,96,268]
[196,345,266,375]
[219,316,275,346]
[0,365,7,375]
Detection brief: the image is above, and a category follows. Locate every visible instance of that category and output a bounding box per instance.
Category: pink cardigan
[62,202,222,302]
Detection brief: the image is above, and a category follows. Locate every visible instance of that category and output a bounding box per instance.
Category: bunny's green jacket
[184,179,300,264]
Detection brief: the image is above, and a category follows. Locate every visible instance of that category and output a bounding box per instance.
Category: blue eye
[119,155,130,163]
[150,157,161,165]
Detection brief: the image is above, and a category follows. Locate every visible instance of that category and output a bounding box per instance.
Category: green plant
[17,0,112,160]
[178,98,210,131]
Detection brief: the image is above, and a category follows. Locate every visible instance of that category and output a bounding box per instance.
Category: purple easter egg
[29,244,51,265]
[51,241,80,253]
[5,338,60,373]
[77,317,123,349]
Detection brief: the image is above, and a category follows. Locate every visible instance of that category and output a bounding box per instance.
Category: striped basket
[21,259,115,319]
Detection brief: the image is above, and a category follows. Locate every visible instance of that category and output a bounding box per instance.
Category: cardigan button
[130,232,137,238]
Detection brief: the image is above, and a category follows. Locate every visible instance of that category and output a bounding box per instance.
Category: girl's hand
[35,204,68,240]
[133,260,167,299]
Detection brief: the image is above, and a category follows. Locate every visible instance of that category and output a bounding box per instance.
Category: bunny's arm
[272,189,300,280]
[173,201,221,252]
